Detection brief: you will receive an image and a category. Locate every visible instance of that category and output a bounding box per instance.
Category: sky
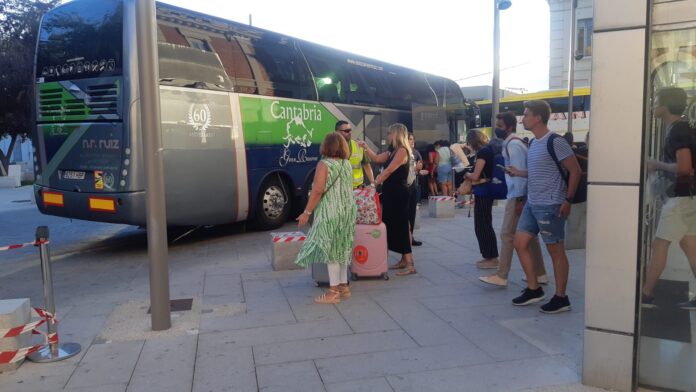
[158,0,551,94]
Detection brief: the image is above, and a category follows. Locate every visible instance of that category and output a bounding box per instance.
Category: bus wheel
[254,176,291,230]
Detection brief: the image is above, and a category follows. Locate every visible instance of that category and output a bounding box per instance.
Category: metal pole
[27,226,81,362]
[567,0,578,136]
[135,0,171,331]
[492,0,501,128]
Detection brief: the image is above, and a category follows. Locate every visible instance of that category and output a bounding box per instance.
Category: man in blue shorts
[507,100,582,313]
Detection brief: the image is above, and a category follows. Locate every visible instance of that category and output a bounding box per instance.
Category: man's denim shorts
[517,203,566,244]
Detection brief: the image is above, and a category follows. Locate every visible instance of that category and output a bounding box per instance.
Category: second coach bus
[475,88,591,142]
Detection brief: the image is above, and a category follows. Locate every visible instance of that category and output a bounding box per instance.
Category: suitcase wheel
[351,273,359,281]
[382,273,389,281]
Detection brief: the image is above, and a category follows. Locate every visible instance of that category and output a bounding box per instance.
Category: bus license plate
[63,170,85,180]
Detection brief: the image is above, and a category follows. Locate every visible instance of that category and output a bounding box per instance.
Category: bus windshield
[36,0,123,82]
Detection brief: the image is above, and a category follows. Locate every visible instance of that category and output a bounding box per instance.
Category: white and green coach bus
[33,0,480,229]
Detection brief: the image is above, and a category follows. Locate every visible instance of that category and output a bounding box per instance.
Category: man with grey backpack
[507,100,582,314]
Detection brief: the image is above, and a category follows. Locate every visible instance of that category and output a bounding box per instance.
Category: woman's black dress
[381,148,412,254]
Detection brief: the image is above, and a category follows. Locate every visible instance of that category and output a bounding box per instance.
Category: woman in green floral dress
[295,132,357,304]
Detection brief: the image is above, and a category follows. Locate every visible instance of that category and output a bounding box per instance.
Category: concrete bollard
[271,232,306,271]
[565,202,587,250]
[0,299,32,372]
[0,175,20,188]
[429,196,455,218]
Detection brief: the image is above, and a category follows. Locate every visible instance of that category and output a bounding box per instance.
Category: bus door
[362,111,383,152]
[451,112,469,143]
[411,104,449,144]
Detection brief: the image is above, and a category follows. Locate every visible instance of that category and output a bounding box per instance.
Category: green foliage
[0,0,59,173]
[0,0,60,138]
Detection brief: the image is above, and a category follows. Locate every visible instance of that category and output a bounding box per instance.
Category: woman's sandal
[389,260,408,270]
[395,265,417,276]
[315,288,341,304]
[337,284,351,299]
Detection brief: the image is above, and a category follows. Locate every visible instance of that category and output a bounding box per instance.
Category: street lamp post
[567,0,578,136]
[135,0,171,331]
[492,0,512,129]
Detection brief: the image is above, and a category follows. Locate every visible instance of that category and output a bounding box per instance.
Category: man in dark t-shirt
[643,87,696,310]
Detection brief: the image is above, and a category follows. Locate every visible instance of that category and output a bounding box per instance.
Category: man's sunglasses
[339,128,352,133]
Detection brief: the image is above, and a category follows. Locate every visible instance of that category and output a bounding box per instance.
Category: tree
[0,0,59,176]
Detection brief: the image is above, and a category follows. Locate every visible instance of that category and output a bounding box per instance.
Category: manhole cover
[11,200,31,203]
[147,298,193,313]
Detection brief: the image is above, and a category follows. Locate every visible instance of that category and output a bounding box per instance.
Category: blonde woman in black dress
[357,123,416,275]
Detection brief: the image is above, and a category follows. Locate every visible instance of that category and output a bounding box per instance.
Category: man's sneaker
[412,239,423,246]
[677,297,696,310]
[540,295,571,314]
[641,294,657,309]
[512,287,545,306]
[479,274,508,287]
[522,274,549,285]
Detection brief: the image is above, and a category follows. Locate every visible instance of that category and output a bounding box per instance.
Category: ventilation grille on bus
[39,83,119,120]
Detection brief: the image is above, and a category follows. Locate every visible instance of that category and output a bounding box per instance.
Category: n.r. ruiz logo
[187,103,213,143]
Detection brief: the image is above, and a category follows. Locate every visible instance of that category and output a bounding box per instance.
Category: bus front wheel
[253,176,291,230]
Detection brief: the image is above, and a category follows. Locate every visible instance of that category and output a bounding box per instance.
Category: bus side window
[244,38,315,100]
[209,35,257,94]
[158,24,190,46]
[302,47,347,104]
[158,42,233,91]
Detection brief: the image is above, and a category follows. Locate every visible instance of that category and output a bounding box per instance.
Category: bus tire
[253,176,291,230]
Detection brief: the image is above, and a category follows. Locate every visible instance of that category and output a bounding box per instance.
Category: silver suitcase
[312,263,330,286]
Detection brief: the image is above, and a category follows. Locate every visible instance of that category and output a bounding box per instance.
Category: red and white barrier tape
[0,307,58,364]
[271,232,307,243]
[0,239,49,252]
[429,196,455,201]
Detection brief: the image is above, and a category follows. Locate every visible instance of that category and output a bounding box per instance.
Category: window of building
[576,18,592,57]
[638,26,696,392]
[188,37,212,52]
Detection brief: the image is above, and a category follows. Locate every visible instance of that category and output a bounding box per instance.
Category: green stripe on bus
[240,97,338,145]
[39,82,92,122]
[41,124,92,183]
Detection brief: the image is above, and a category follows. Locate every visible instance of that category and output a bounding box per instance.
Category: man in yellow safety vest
[335,120,374,188]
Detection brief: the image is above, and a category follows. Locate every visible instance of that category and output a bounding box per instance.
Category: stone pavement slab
[373,298,468,346]
[65,340,144,390]
[198,318,352,349]
[256,360,324,392]
[253,329,418,366]
[0,362,76,392]
[126,335,197,392]
[324,377,395,392]
[334,295,401,333]
[192,344,256,392]
[315,342,494,383]
[431,305,547,361]
[67,384,128,392]
[386,356,580,392]
[199,309,296,334]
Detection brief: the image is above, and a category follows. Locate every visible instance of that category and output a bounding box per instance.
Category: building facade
[548,0,593,89]
[586,0,696,391]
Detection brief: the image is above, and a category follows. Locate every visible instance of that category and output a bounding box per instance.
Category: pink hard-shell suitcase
[350,223,389,281]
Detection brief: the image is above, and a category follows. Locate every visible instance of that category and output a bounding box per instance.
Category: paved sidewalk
[0,197,606,392]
